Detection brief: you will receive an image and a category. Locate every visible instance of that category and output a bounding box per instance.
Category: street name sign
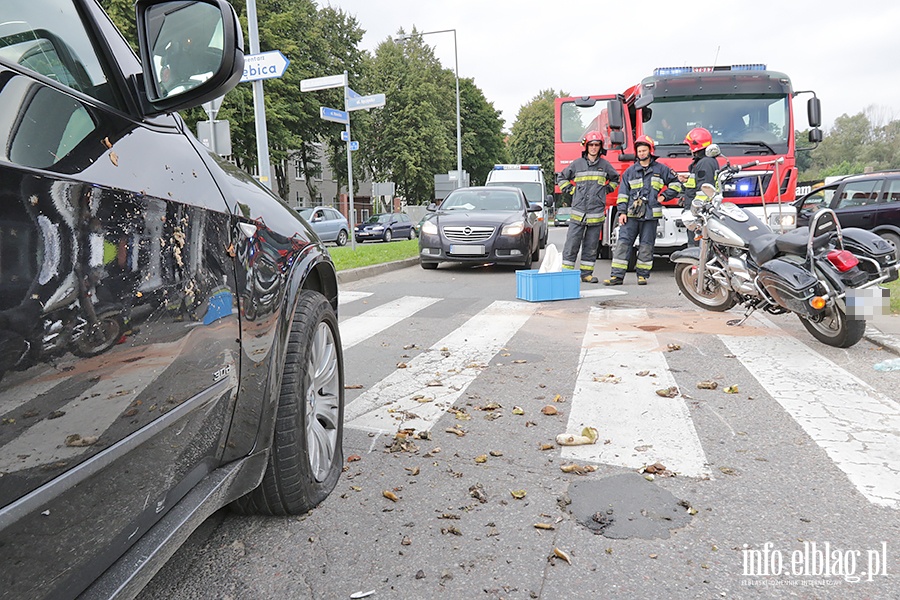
[347,93,386,111]
[320,107,349,124]
[241,51,289,82]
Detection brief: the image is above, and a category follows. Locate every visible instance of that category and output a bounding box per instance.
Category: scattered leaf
[477,402,502,411]
[109,151,118,166]
[489,450,503,457]
[438,513,460,520]
[101,136,112,149]
[405,466,420,476]
[441,526,462,536]
[445,426,466,437]
[401,536,411,546]
[474,454,488,464]
[552,394,564,403]
[396,362,408,369]
[64,434,98,447]
[655,386,679,398]
[667,344,682,352]
[697,380,718,390]
[649,553,658,559]
[469,484,488,503]
[552,547,571,564]
[560,463,597,475]
[723,385,739,394]
[512,359,527,364]
[539,443,555,451]
[382,490,400,502]
[425,380,443,387]
[556,427,599,446]
[644,474,655,481]
[594,374,621,384]
[347,454,361,462]
[512,406,525,415]
[510,489,527,500]
[344,383,363,389]
[350,485,362,492]
[719,466,737,475]
[534,523,555,530]
[635,370,651,377]
[541,405,558,416]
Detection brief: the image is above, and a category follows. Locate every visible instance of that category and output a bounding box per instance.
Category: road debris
[556,427,599,446]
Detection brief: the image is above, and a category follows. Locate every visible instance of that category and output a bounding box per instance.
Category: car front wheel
[336,230,348,246]
[232,289,344,515]
[383,229,393,243]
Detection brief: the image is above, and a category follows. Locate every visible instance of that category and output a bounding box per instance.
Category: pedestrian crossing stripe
[561,307,710,478]
[721,320,900,509]
[344,300,538,433]
[340,296,440,350]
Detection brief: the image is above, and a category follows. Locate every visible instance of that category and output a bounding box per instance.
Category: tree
[507,90,560,198]
[99,0,136,51]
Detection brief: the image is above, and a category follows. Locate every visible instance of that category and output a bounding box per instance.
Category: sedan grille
[442,226,494,243]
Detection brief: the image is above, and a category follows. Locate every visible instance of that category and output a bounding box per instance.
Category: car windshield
[366,214,391,224]
[558,207,572,214]
[486,181,543,203]
[442,190,522,211]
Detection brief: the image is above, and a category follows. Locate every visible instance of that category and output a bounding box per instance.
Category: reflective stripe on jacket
[616,158,682,220]
[683,155,721,204]
[557,155,619,223]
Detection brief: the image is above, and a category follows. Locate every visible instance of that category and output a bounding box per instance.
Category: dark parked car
[795,171,900,260]
[355,212,415,243]
[418,186,542,270]
[298,206,350,246]
[0,1,344,599]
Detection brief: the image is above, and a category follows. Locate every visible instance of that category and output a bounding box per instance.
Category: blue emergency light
[493,165,540,170]
[653,64,767,77]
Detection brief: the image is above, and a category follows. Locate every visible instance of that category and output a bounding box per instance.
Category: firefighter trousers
[609,218,657,279]
[562,220,601,277]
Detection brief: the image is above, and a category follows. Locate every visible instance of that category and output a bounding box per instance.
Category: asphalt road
[138,227,900,600]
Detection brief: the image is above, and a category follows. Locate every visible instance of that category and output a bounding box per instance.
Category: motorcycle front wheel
[799,303,866,348]
[72,311,125,357]
[674,263,736,312]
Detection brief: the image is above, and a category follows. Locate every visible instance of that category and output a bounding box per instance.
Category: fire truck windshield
[643,95,789,153]
[559,102,606,143]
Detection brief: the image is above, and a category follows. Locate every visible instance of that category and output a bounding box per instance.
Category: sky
[322,0,900,133]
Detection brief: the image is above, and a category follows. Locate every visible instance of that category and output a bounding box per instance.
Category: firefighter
[604,135,681,286]
[681,127,722,247]
[556,131,619,283]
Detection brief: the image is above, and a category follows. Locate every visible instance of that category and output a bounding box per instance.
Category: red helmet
[581,131,606,154]
[634,135,656,155]
[684,127,713,153]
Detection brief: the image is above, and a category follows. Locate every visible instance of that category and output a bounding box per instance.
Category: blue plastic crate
[516,269,581,302]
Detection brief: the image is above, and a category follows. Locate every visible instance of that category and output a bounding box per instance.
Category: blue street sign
[241,51,290,82]
[320,106,349,124]
[347,93,386,111]
[347,87,361,99]
[340,130,349,141]
[350,141,359,151]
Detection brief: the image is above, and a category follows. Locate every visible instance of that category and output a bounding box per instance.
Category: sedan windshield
[365,214,392,224]
[442,190,523,211]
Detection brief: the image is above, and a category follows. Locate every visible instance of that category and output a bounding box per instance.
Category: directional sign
[340,130,349,142]
[347,93,386,112]
[347,87,361,99]
[301,73,345,91]
[241,51,290,82]
[350,141,359,151]
[320,106,349,124]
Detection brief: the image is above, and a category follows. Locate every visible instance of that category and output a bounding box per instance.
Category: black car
[0,1,344,599]
[355,212,415,243]
[418,186,542,269]
[795,171,900,260]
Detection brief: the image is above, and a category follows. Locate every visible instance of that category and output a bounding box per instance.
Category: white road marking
[579,289,629,299]
[340,296,440,350]
[345,300,538,433]
[561,307,710,478]
[339,291,372,306]
[0,370,68,417]
[720,330,900,509]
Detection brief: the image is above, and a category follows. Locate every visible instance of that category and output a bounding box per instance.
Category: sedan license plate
[449,244,485,255]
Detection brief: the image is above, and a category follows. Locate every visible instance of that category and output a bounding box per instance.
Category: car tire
[880,232,900,262]
[355,237,363,244]
[71,309,125,357]
[383,229,393,243]
[420,260,438,270]
[409,228,416,240]
[231,290,344,515]
[336,230,348,246]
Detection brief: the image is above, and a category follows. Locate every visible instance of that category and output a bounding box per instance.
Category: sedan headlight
[421,220,438,235]
[501,221,525,236]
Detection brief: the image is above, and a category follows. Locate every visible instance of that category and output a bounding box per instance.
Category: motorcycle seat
[748,227,833,265]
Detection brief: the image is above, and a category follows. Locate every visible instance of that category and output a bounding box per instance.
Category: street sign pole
[343,71,356,250]
[246,0,272,188]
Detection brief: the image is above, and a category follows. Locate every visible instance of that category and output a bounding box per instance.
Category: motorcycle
[670,147,899,348]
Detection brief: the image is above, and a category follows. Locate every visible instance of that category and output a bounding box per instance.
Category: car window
[882,179,900,204]
[400,214,410,223]
[443,190,523,211]
[836,180,882,209]
[0,0,123,108]
[798,186,837,213]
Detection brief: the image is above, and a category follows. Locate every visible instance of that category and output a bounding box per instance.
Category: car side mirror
[427,202,437,211]
[544,194,554,207]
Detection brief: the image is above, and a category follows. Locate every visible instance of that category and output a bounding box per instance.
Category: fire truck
[553,64,823,258]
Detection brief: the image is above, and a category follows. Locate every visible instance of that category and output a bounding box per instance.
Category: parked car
[0,2,344,599]
[485,164,553,249]
[795,171,900,260]
[554,206,573,227]
[355,212,415,243]
[414,214,431,236]
[418,186,542,270]
[298,206,350,246]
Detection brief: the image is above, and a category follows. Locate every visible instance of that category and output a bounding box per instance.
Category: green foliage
[802,108,900,181]
[328,239,419,270]
[507,89,561,197]
[99,0,137,52]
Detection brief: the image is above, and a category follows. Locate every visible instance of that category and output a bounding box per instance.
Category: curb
[865,325,900,357]
[336,257,419,284]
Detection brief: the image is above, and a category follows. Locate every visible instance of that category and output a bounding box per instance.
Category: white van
[485,164,551,248]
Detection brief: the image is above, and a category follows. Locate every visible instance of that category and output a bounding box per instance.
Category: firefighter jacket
[616,158,682,221]
[682,154,721,206]
[556,155,619,225]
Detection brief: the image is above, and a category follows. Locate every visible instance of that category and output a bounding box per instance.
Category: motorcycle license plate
[845,287,889,319]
